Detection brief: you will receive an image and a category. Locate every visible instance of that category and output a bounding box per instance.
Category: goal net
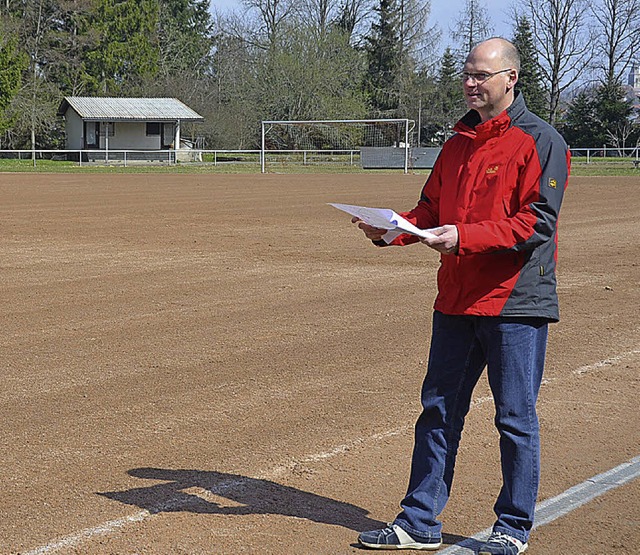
[260,119,414,173]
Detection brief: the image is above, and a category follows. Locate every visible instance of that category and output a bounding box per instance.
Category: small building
[57,97,204,159]
[628,62,640,93]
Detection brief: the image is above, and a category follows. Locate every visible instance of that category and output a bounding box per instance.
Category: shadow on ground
[99,467,386,533]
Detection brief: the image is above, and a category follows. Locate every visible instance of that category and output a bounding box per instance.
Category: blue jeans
[394,311,549,544]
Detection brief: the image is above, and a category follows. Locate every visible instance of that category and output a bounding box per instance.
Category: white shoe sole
[359,524,443,550]
[359,540,442,550]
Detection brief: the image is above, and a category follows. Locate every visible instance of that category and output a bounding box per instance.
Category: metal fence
[0,146,638,169]
[568,146,640,166]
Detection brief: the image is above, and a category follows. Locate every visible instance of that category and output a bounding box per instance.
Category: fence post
[261,122,266,173]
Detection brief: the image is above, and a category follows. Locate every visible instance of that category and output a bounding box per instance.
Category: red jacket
[388,93,570,320]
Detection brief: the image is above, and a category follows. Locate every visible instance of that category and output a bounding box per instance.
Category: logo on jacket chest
[485,164,500,174]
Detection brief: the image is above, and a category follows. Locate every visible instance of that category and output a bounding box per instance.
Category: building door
[84,122,99,148]
[161,123,175,148]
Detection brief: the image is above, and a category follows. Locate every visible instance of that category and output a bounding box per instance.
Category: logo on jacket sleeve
[548,177,557,188]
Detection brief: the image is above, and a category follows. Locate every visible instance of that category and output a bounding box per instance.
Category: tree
[334,0,372,39]
[396,0,439,69]
[512,15,547,118]
[259,23,368,122]
[560,89,598,146]
[561,83,639,149]
[451,0,493,62]
[157,0,213,78]
[364,0,401,114]
[521,0,594,125]
[590,0,640,87]
[45,0,97,96]
[208,27,261,149]
[85,0,160,95]
[207,10,369,149]
[430,47,465,141]
[593,82,639,150]
[242,0,296,49]
[296,0,339,38]
[0,31,27,135]
[14,0,63,152]
[392,0,440,126]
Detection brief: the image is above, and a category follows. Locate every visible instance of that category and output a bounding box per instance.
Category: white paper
[328,202,438,243]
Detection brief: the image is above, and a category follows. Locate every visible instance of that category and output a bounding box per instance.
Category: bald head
[462,37,520,122]
[467,38,521,72]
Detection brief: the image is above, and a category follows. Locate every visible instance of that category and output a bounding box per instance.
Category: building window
[146,122,161,136]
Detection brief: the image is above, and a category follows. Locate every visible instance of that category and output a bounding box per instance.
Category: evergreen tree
[512,16,547,119]
[560,89,597,147]
[437,47,465,133]
[416,48,466,146]
[85,0,160,95]
[157,0,213,77]
[46,0,97,95]
[593,82,639,150]
[561,83,638,149]
[364,0,401,114]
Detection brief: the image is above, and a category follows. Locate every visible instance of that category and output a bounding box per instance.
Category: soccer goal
[260,119,414,173]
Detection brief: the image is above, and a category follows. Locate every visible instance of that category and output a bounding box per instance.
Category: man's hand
[351,217,387,242]
[421,225,459,255]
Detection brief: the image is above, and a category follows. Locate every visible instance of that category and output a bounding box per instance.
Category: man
[355,38,570,554]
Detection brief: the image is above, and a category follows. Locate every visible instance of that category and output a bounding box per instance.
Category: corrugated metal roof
[58,97,204,121]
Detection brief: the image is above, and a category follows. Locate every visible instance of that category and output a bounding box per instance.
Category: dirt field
[0,173,638,555]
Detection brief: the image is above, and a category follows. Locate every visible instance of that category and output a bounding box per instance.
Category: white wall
[99,123,162,150]
[65,111,85,150]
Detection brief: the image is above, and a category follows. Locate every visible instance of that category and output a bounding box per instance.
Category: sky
[208,0,515,47]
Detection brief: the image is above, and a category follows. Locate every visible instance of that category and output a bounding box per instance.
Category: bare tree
[397,0,440,68]
[295,0,340,37]
[334,0,373,40]
[451,0,493,61]
[590,0,640,86]
[522,0,595,124]
[242,0,296,48]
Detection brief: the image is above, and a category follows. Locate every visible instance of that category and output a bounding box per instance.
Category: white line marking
[263,426,409,480]
[23,512,150,555]
[573,348,640,375]
[438,455,640,554]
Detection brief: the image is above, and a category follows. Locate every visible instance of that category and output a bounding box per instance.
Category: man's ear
[506,70,518,92]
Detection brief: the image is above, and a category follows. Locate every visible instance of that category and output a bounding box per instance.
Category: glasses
[461,68,512,84]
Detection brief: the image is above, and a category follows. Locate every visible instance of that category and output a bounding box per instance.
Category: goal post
[260,119,414,173]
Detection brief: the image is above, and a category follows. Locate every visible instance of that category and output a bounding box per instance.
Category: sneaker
[478,531,528,555]
[358,524,442,550]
